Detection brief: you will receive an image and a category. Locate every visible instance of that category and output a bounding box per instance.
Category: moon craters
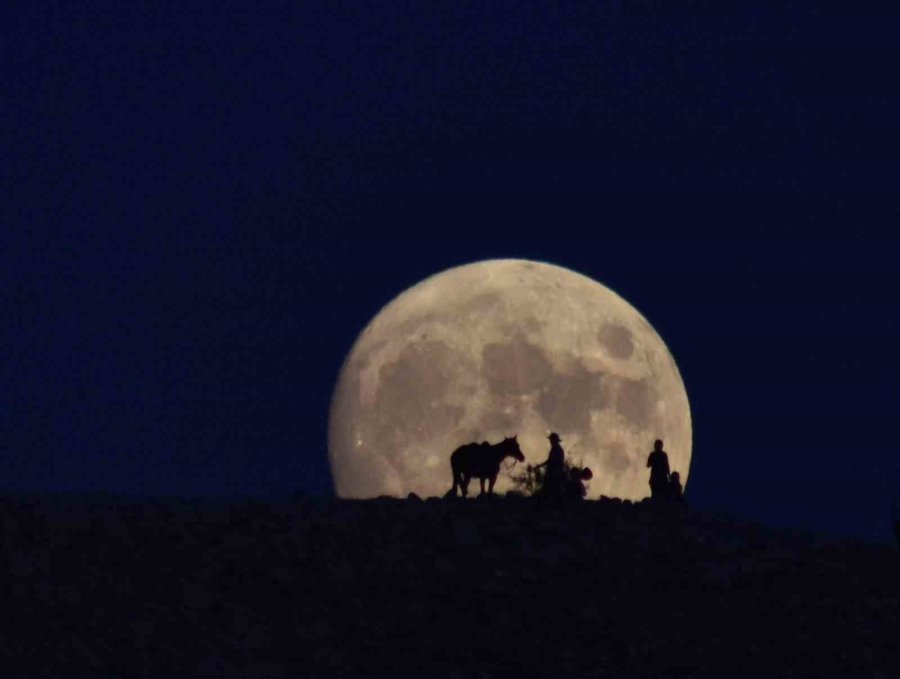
[483,337,554,397]
[536,364,607,434]
[613,378,656,429]
[604,441,632,474]
[598,323,635,360]
[372,340,467,443]
[329,259,692,500]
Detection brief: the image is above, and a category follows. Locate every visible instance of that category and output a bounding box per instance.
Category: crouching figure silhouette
[445,436,525,498]
[565,466,593,500]
[668,471,685,503]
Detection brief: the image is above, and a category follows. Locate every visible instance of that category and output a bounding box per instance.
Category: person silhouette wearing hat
[646,439,671,501]
[534,432,566,500]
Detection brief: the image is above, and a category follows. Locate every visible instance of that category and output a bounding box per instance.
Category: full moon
[328,259,691,500]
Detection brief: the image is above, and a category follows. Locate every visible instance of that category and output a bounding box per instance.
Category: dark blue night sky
[3,3,898,543]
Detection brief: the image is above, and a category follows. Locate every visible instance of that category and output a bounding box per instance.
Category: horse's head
[502,435,525,462]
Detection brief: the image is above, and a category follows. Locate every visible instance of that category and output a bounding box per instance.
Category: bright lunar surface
[329,259,692,500]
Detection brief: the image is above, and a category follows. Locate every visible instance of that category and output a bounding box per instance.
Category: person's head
[548,432,562,444]
[654,439,664,452]
[670,471,680,484]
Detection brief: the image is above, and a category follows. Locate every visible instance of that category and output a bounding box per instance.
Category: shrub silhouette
[509,457,591,498]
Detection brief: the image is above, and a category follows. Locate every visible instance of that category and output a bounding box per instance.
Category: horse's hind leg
[446,462,460,498]
[461,475,470,498]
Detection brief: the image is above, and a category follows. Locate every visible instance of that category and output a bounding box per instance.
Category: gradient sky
[3,3,898,543]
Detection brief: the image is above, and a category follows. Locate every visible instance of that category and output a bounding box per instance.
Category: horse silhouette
[446,436,525,498]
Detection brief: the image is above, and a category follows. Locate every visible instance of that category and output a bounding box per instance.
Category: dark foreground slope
[2,493,897,677]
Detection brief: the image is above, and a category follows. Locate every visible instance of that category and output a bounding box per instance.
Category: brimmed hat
[547,432,562,442]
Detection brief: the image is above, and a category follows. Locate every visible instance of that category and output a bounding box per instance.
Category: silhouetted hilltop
[2,493,897,677]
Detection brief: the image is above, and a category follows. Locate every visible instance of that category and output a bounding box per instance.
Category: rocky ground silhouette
[2,492,897,677]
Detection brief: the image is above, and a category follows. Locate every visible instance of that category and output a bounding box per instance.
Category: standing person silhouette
[646,439,670,501]
[535,432,566,501]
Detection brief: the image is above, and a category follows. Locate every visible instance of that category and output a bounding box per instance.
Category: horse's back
[451,442,494,476]
[451,442,480,465]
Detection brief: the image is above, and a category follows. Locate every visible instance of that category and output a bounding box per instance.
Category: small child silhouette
[668,471,684,502]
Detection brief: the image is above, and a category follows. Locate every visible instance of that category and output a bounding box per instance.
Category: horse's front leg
[479,477,486,496]
[488,474,497,496]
